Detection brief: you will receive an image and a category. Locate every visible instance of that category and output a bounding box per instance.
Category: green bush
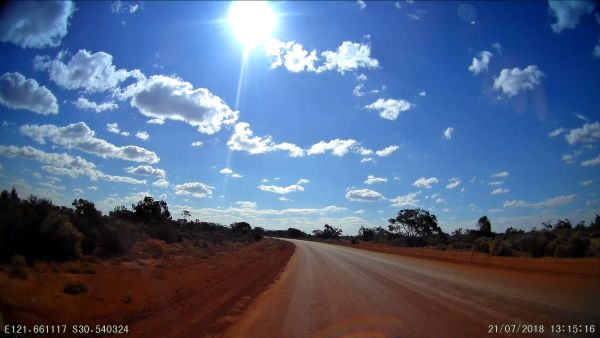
[474,237,491,253]
[39,211,83,261]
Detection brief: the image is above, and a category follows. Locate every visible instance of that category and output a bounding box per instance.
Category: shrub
[39,210,83,261]
[350,237,359,244]
[9,254,27,279]
[515,232,548,257]
[565,233,590,257]
[586,238,600,257]
[64,282,87,295]
[131,239,168,259]
[474,237,491,253]
[95,219,141,257]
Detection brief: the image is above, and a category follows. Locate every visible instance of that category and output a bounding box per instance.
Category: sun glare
[227,1,276,51]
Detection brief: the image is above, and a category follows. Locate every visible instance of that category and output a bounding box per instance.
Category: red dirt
[0,238,294,338]
[338,241,600,276]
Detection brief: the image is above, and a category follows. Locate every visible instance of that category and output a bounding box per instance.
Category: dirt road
[225,239,600,338]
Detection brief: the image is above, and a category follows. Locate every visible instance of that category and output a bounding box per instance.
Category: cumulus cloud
[73,97,118,112]
[503,194,576,208]
[547,0,595,33]
[129,75,238,135]
[468,50,493,74]
[0,1,74,48]
[419,90,426,97]
[106,122,129,136]
[34,49,143,93]
[565,122,600,145]
[390,192,420,207]
[375,145,400,157]
[227,122,304,157]
[317,40,380,74]
[146,118,164,125]
[446,178,461,189]
[0,145,145,184]
[357,0,367,10]
[581,154,600,166]
[413,177,439,189]
[236,201,257,209]
[443,127,454,140]
[308,139,358,156]
[493,65,544,97]
[125,165,165,178]
[0,72,58,115]
[364,175,387,185]
[20,122,159,164]
[548,127,565,137]
[493,171,510,178]
[345,188,385,202]
[135,131,149,141]
[361,157,375,164]
[265,39,378,75]
[297,178,310,185]
[491,188,510,195]
[258,184,304,194]
[220,167,243,178]
[365,98,413,120]
[191,141,203,147]
[174,182,214,199]
[562,150,582,164]
[152,178,169,188]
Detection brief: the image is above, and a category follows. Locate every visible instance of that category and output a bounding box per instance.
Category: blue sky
[0,0,599,234]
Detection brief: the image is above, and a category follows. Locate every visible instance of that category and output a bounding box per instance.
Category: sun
[227,1,276,51]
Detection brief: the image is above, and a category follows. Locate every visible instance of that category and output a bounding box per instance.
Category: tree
[132,196,171,221]
[230,221,252,234]
[388,209,441,238]
[181,210,191,221]
[73,199,102,219]
[358,226,375,241]
[313,224,342,240]
[477,216,493,237]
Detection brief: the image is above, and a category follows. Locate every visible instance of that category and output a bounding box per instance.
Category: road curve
[224,239,600,338]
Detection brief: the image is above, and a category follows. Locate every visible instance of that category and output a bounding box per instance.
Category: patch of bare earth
[0,238,294,338]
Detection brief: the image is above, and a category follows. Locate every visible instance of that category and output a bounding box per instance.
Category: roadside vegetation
[0,188,264,266]
[267,208,600,258]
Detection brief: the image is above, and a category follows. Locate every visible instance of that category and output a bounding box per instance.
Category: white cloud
[547,0,595,33]
[443,127,454,140]
[135,131,149,141]
[87,186,98,191]
[413,177,439,189]
[493,171,510,178]
[562,150,582,164]
[581,154,600,167]
[353,84,365,97]
[0,1,74,48]
[130,75,238,135]
[236,201,257,209]
[356,147,373,156]
[125,165,166,178]
[580,180,593,186]
[435,198,445,204]
[468,50,493,74]
[146,118,164,125]
[106,122,129,137]
[73,188,84,195]
[361,157,375,164]
[227,122,304,157]
[364,175,387,185]
[419,90,427,97]
[258,184,304,194]
[492,42,502,53]
[152,178,169,188]
[503,194,576,208]
[446,178,461,189]
[282,42,318,73]
[345,188,385,202]
[375,145,400,157]
[491,188,510,195]
[308,139,358,156]
[20,122,159,164]
[34,49,143,93]
[191,141,203,147]
[548,127,565,137]
[0,72,58,115]
[0,145,145,185]
[317,41,380,74]
[489,181,504,186]
[219,168,233,175]
[73,97,118,112]
[493,65,544,97]
[357,0,367,10]
[365,98,413,120]
[297,178,310,185]
[174,182,214,199]
[565,122,600,145]
[111,1,142,14]
[390,192,420,207]
[278,196,290,202]
[574,113,590,122]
